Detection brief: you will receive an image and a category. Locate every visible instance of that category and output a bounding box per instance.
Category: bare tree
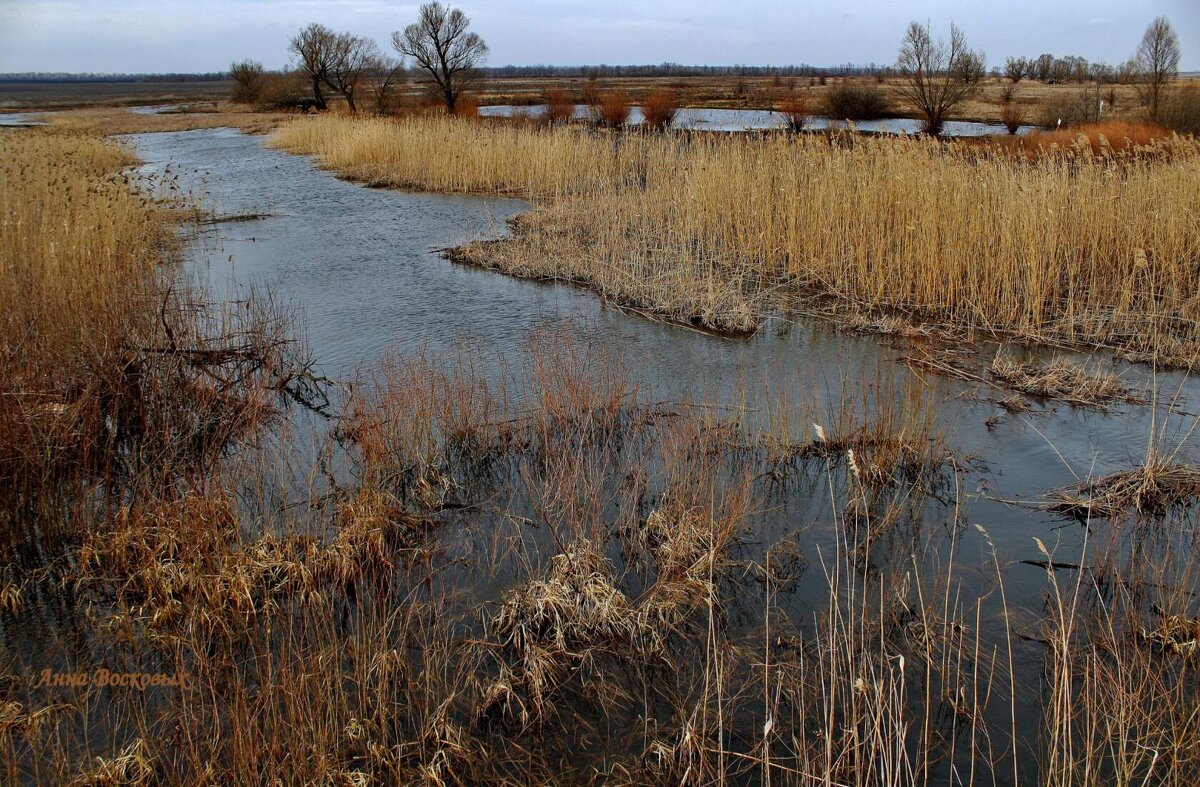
[325,33,379,113]
[953,48,987,85]
[230,60,265,103]
[366,56,407,114]
[894,22,983,136]
[290,23,337,109]
[1033,53,1055,82]
[1134,16,1181,122]
[1004,56,1028,83]
[392,2,488,113]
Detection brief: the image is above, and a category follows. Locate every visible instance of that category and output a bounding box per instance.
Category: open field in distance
[5,75,1195,127]
[0,79,231,110]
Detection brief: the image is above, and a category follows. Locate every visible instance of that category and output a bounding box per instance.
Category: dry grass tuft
[1045,463,1200,520]
[989,355,1144,409]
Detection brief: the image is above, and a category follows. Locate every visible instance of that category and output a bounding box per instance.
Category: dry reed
[270,115,1200,359]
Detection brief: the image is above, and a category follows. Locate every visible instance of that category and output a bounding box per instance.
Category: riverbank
[270,114,1200,366]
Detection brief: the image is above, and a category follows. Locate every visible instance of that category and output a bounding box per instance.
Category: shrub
[999,103,1025,134]
[1036,87,1102,128]
[641,90,678,132]
[453,93,479,119]
[544,89,574,126]
[822,83,889,120]
[256,71,312,111]
[230,60,265,104]
[777,94,810,132]
[592,91,631,129]
[1159,83,1200,135]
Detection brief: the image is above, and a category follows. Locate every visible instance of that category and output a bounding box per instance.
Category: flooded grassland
[2,119,1200,785]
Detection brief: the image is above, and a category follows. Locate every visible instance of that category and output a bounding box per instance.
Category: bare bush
[1000,103,1025,134]
[777,93,810,132]
[822,83,889,120]
[590,90,630,129]
[256,70,311,110]
[1037,86,1103,129]
[1159,83,1200,134]
[641,90,678,132]
[229,60,264,104]
[543,89,574,125]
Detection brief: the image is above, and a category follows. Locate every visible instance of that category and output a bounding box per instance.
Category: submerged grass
[272,115,1200,360]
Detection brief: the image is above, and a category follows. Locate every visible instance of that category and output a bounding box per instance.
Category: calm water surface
[479,103,1038,135]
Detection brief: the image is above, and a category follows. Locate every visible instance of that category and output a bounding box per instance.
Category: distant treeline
[482,63,898,78]
[0,72,228,83]
[0,64,901,84]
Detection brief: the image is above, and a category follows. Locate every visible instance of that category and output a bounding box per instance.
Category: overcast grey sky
[0,0,1196,73]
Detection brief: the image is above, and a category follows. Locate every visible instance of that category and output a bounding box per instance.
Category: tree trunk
[311,76,327,110]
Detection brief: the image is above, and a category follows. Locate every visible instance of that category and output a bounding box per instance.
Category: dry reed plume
[271,115,1200,358]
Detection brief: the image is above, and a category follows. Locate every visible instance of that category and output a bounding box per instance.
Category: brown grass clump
[997,121,1174,158]
[486,541,649,722]
[1045,463,1200,520]
[1034,534,1200,787]
[989,355,1143,409]
[69,738,155,786]
[641,89,679,132]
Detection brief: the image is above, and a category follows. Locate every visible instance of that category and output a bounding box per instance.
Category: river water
[87,127,1200,781]
[479,103,1037,136]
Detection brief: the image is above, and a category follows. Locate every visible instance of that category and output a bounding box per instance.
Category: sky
[0,0,1196,74]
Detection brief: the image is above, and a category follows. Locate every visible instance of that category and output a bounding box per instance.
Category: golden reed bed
[271,115,1200,363]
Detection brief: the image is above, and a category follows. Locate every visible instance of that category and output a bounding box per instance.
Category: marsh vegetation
[272,113,1200,365]
[3,9,1200,783]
